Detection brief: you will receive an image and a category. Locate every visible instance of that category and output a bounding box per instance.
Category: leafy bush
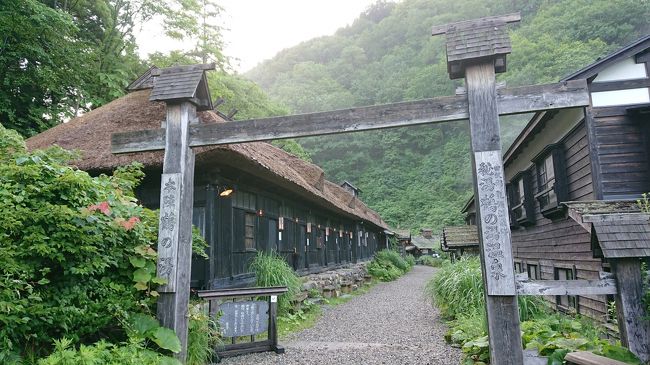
[375,249,411,272]
[367,249,412,281]
[367,259,403,281]
[0,126,164,356]
[404,254,416,267]
[249,252,301,316]
[417,255,445,267]
[521,314,640,364]
[37,338,180,365]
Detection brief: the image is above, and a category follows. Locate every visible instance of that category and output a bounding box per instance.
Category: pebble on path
[220,265,462,365]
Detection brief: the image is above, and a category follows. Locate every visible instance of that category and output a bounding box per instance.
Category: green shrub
[0,126,164,356]
[375,249,410,273]
[249,252,301,316]
[405,254,416,267]
[37,338,180,365]
[367,258,402,281]
[417,255,445,267]
[367,249,412,281]
[521,314,641,364]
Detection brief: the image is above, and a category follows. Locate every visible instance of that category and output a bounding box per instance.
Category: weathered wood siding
[509,121,608,320]
[590,111,650,200]
[134,165,385,290]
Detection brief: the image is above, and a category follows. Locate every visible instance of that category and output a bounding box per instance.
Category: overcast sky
[136,0,377,73]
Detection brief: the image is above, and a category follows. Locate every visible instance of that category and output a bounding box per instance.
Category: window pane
[546,155,555,181]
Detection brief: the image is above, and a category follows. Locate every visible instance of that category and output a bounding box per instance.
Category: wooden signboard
[198,286,287,358]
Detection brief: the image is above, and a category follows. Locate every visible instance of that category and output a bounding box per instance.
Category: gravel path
[220,265,462,365]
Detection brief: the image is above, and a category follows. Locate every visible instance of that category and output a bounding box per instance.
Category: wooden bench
[565,351,630,365]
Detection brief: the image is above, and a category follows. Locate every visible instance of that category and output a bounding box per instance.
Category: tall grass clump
[426,256,484,318]
[186,303,221,365]
[249,252,301,315]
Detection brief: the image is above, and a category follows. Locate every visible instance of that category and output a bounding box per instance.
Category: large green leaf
[130,313,159,337]
[133,268,152,283]
[152,327,181,353]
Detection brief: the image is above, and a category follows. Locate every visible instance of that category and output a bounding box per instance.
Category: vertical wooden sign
[473,151,515,295]
[157,173,182,292]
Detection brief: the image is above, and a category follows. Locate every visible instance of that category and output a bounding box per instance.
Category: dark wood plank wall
[592,112,650,199]
[134,166,385,290]
[510,121,608,320]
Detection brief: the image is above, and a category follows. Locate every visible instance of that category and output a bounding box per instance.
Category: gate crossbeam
[112,80,588,154]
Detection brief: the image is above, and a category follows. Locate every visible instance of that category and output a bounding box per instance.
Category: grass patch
[249,252,302,316]
[277,304,322,339]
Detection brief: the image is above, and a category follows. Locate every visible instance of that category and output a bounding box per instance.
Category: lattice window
[526,263,539,280]
[509,170,535,226]
[555,266,578,312]
[245,213,256,250]
[533,144,567,219]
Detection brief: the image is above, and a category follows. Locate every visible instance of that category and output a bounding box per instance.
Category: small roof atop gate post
[432,13,521,79]
[149,63,215,111]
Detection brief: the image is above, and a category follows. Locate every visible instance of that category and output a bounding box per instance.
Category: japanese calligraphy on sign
[218,301,269,337]
[157,173,181,292]
[474,151,515,296]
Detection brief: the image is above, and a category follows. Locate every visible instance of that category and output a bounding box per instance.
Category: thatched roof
[26,89,387,229]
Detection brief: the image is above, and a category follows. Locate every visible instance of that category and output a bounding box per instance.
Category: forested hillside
[246,0,650,233]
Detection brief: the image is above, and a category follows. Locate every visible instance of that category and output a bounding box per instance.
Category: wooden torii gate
[112,14,594,363]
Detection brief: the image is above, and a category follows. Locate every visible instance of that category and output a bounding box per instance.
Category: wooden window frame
[554,265,579,313]
[509,170,535,226]
[514,261,523,273]
[526,262,540,280]
[532,143,568,220]
[244,212,257,252]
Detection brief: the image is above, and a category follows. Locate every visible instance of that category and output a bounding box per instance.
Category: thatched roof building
[26,87,387,229]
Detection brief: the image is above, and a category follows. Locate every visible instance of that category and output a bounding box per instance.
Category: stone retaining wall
[299,263,371,300]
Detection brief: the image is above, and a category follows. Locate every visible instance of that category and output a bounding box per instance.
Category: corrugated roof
[442,225,479,249]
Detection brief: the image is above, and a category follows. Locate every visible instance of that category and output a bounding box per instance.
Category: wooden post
[466,62,523,364]
[612,258,650,363]
[156,102,196,362]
